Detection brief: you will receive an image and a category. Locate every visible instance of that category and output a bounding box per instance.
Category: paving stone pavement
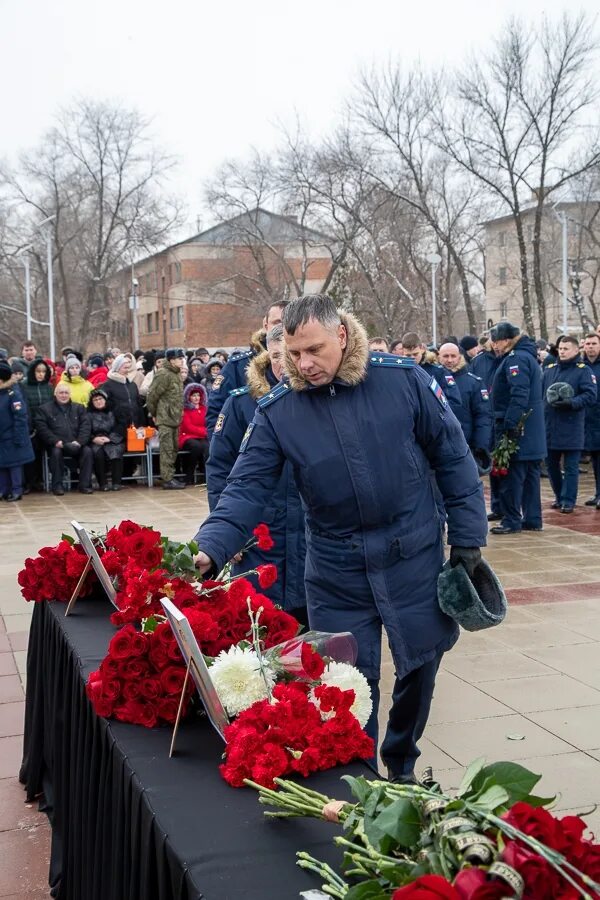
[1,471,600,893]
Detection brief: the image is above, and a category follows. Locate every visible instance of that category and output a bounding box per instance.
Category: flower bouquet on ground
[491,411,532,478]
[248,757,600,898]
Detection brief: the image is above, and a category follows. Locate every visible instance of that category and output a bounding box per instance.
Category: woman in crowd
[99,354,146,434]
[139,351,164,398]
[23,360,54,491]
[188,357,205,384]
[0,361,34,501]
[202,357,224,391]
[59,355,94,406]
[179,383,209,484]
[87,389,125,491]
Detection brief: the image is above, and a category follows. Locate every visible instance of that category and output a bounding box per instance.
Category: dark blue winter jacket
[470,351,501,392]
[543,357,597,451]
[442,363,492,451]
[194,315,488,680]
[206,355,306,612]
[205,331,266,436]
[583,356,600,452]
[0,382,34,469]
[491,335,547,460]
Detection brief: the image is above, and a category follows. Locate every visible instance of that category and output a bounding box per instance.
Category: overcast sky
[1,0,598,234]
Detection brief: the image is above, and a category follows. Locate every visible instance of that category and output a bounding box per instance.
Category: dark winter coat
[88,407,125,461]
[442,361,492,451]
[543,357,597,451]
[98,375,146,437]
[0,381,34,468]
[206,331,267,435]
[23,363,54,428]
[146,361,183,428]
[195,314,487,681]
[491,335,546,461]
[419,353,462,407]
[35,400,91,448]
[583,355,600,452]
[469,350,501,392]
[206,352,306,611]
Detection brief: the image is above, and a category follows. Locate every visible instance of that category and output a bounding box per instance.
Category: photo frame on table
[66,520,118,615]
[160,597,229,755]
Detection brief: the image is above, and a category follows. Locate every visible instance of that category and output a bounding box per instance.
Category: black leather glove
[552,399,573,409]
[450,546,482,578]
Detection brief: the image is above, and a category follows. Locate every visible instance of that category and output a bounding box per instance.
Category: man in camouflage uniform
[147,348,185,490]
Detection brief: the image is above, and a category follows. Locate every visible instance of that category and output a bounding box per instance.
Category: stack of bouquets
[18,534,122,603]
[215,631,375,789]
[250,757,600,899]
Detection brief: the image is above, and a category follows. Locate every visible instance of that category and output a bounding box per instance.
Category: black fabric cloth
[20,595,371,900]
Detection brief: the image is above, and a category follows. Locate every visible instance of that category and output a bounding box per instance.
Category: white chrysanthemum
[209,646,275,717]
[317,662,373,727]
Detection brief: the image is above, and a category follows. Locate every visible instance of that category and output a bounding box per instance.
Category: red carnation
[300,642,325,680]
[256,564,278,589]
[392,875,460,898]
[253,523,274,551]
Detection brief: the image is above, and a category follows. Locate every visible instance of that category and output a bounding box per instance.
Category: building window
[500,302,508,318]
[154,311,160,332]
[177,305,184,329]
[146,313,153,333]
[169,306,185,331]
[499,267,507,285]
[498,231,506,248]
[145,274,151,293]
[174,262,182,283]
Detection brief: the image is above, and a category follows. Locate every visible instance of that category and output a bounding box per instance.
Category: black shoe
[162,479,186,490]
[522,524,543,531]
[53,487,65,496]
[111,484,122,491]
[387,770,417,785]
[487,512,502,521]
[560,506,574,514]
[585,497,599,507]
[7,494,22,502]
[79,487,93,494]
[490,525,521,535]
[0,493,10,500]
[551,501,561,509]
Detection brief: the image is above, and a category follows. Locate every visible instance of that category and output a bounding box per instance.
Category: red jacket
[179,406,207,447]
[88,366,109,387]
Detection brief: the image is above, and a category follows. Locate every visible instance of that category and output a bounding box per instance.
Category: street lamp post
[129,263,139,350]
[17,245,34,340]
[426,252,442,346]
[35,215,56,360]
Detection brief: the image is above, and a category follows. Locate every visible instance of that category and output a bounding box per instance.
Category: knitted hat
[64,355,81,371]
[546,381,575,406]
[0,361,12,382]
[88,354,104,368]
[459,335,478,352]
[493,322,520,340]
[438,558,507,631]
[111,353,133,373]
[11,360,27,375]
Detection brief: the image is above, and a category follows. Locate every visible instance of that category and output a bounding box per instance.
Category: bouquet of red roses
[17,537,122,603]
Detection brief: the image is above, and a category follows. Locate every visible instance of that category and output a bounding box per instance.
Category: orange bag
[126,426,156,452]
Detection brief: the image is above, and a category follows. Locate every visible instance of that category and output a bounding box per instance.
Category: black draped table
[20,594,372,900]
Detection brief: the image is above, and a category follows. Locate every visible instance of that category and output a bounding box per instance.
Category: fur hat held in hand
[438,558,507,631]
[546,381,575,406]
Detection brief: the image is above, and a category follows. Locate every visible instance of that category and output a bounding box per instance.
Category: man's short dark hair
[369,337,388,346]
[389,339,403,353]
[585,333,600,341]
[282,295,340,335]
[264,299,290,318]
[401,332,422,350]
[22,341,36,350]
[560,335,580,348]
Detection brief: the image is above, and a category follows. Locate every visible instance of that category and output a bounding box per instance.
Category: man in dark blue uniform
[437,342,493,456]
[543,335,596,512]
[490,323,546,534]
[400,332,463,407]
[206,326,307,619]
[582,333,600,507]
[194,295,488,782]
[205,301,288,437]
[470,334,503,519]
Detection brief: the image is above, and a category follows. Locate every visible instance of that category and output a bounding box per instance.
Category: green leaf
[366,797,422,849]
[457,757,486,796]
[341,774,373,806]
[142,615,158,633]
[61,533,75,545]
[470,784,510,811]
[343,881,389,899]
[525,794,556,808]
[477,762,541,805]
[188,540,198,554]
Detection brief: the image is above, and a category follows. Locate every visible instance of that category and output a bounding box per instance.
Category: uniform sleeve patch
[509,365,520,377]
[211,375,224,391]
[592,374,597,384]
[444,374,456,386]
[214,413,226,433]
[429,377,448,409]
[239,422,255,453]
[480,388,490,400]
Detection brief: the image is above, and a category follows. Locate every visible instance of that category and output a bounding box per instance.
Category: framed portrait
[160,597,230,740]
[70,520,118,608]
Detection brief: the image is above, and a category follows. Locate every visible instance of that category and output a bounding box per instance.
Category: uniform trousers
[0,466,23,498]
[157,425,179,482]
[590,451,600,499]
[499,459,542,530]
[547,450,581,509]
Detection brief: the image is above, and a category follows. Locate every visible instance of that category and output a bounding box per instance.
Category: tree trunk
[448,245,476,333]
[514,221,536,336]
[532,207,548,339]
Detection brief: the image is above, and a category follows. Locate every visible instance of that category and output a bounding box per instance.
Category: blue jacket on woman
[491,336,547,460]
[195,314,487,683]
[543,357,597,451]
[583,356,600,452]
[0,381,34,469]
[206,352,306,613]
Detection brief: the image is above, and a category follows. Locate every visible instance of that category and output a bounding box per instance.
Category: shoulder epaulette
[230,349,253,363]
[467,371,482,381]
[229,385,249,397]
[369,355,416,369]
[577,363,586,368]
[257,381,291,409]
[547,363,556,368]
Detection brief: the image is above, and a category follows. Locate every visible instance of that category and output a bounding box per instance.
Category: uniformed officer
[490,323,546,534]
[205,300,288,437]
[400,332,463,408]
[582,333,600,507]
[206,325,307,619]
[543,335,597,513]
[437,342,493,454]
[193,295,487,782]
[470,334,503,520]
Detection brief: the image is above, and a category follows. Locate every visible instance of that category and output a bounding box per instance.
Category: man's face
[268,340,285,381]
[22,345,37,361]
[402,345,425,364]
[170,356,184,370]
[558,341,580,362]
[494,338,511,355]
[369,340,388,353]
[467,346,480,359]
[264,305,284,331]
[285,318,346,386]
[584,337,600,361]
[438,344,462,370]
[55,386,71,404]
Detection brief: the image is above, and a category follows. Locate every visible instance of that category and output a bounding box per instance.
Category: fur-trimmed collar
[107,370,127,384]
[284,312,369,392]
[451,356,468,373]
[421,350,439,367]
[247,351,273,400]
[250,329,267,355]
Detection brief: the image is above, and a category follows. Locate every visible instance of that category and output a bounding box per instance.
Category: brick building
[107,209,333,352]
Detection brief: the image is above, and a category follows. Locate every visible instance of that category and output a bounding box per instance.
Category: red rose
[300,642,325,680]
[117,520,143,537]
[157,695,183,723]
[454,869,510,899]
[140,545,163,570]
[139,676,162,701]
[576,844,600,883]
[256,564,278,589]
[253,523,274,551]
[108,624,147,659]
[502,841,559,897]
[392,875,460,898]
[502,802,562,850]
[160,666,188,695]
[114,699,158,728]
